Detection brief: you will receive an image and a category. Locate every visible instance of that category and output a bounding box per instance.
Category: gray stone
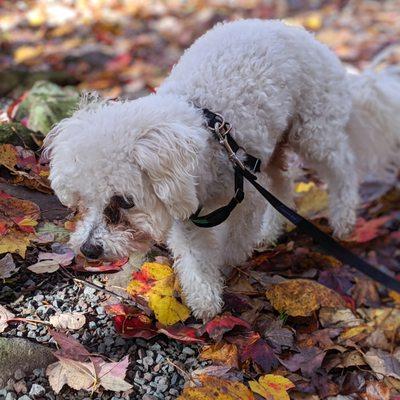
[182,347,195,356]
[6,393,17,400]
[17,396,31,400]
[0,338,56,388]
[29,384,45,398]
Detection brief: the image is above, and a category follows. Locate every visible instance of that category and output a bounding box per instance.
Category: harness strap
[191,167,244,228]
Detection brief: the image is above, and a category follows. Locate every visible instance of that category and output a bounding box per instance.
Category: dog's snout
[80,241,103,260]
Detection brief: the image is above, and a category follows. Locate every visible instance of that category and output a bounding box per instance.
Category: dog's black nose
[80,241,103,260]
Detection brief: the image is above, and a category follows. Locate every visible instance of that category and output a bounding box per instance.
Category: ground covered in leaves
[0,1,400,399]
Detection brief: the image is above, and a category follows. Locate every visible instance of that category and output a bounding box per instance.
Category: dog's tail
[346,54,400,181]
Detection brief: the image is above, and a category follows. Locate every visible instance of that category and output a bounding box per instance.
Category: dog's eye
[104,204,120,224]
[113,195,135,209]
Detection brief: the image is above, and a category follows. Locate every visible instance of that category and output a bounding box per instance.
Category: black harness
[190,109,400,293]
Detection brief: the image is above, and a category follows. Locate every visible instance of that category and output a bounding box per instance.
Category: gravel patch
[0,264,207,399]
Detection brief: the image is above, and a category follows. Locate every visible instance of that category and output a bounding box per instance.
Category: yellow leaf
[304,13,323,31]
[339,324,371,341]
[266,279,346,317]
[149,291,190,325]
[17,218,38,227]
[295,181,315,193]
[199,343,239,368]
[295,184,328,219]
[127,262,190,325]
[389,290,400,304]
[142,262,174,280]
[0,228,32,257]
[178,375,255,400]
[249,374,294,400]
[14,45,44,63]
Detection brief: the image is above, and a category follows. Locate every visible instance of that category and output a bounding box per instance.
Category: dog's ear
[132,126,199,220]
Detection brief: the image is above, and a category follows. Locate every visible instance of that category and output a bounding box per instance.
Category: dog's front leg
[167,220,224,321]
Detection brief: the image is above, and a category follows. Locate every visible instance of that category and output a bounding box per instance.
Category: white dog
[44,20,400,320]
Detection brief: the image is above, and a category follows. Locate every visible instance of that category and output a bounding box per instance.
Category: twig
[165,357,199,386]
[59,267,148,313]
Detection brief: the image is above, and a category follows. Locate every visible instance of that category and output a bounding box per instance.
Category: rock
[182,347,196,356]
[6,393,17,400]
[17,396,31,400]
[29,384,45,398]
[0,338,56,387]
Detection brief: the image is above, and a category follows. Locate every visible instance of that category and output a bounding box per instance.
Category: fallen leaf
[127,261,190,325]
[347,216,391,243]
[364,349,400,380]
[319,308,362,328]
[28,250,75,273]
[262,319,294,353]
[148,276,190,325]
[205,314,251,342]
[36,222,70,243]
[13,81,79,134]
[50,330,91,361]
[279,347,326,377]
[361,381,390,400]
[73,256,128,272]
[0,191,40,257]
[0,304,15,333]
[0,253,19,279]
[266,279,346,317]
[28,259,61,274]
[0,144,51,193]
[113,314,157,339]
[228,331,279,373]
[50,313,86,330]
[14,45,44,63]
[295,183,328,219]
[158,324,206,343]
[178,375,255,399]
[249,374,294,400]
[47,331,132,393]
[200,343,239,368]
[352,278,380,307]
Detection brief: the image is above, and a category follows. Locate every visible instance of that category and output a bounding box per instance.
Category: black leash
[190,109,400,293]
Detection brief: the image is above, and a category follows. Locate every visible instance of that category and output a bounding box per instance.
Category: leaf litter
[0,0,400,398]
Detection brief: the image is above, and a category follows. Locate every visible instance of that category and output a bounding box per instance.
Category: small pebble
[29,384,45,398]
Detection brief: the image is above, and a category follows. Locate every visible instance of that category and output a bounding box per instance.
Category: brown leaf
[352,278,380,307]
[49,313,86,330]
[266,279,346,317]
[361,381,391,400]
[319,307,362,328]
[0,304,15,333]
[0,253,19,279]
[364,348,400,380]
[262,319,295,353]
[47,331,132,393]
[199,343,239,368]
[279,347,326,377]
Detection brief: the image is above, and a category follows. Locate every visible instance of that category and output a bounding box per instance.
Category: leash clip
[214,121,246,170]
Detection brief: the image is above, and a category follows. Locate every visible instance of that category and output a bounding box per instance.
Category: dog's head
[43,93,204,259]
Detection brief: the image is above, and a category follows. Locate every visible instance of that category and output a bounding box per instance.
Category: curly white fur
[44,19,400,320]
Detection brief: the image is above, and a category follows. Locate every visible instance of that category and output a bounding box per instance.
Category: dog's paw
[331,207,356,239]
[188,292,223,322]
